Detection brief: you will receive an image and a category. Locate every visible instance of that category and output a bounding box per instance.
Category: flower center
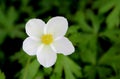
[41,34,53,45]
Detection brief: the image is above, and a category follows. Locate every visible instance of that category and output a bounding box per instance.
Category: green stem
[23,57,31,79]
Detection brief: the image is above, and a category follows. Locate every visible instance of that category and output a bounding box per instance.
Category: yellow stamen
[41,34,53,45]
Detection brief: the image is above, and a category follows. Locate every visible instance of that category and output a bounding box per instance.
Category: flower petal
[37,45,57,68]
[26,19,45,38]
[53,37,75,55]
[46,16,68,39]
[23,37,41,55]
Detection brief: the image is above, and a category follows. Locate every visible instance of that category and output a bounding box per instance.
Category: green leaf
[97,66,112,79]
[99,45,120,66]
[0,51,5,62]
[21,0,30,6]
[63,56,82,79]
[84,65,112,79]
[109,75,120,79]
[106,7,119,29]
[20,59,40,79]
[79,34,97,65]
[93,0,120,29]
[0,29,7,44]
[74,11,92,32]
[0,70,5,79]
[51,54,82,79]
[43,67,52,75]
[0,7,6,25]
[86,10,103,33]
[100,29,120,43]
[7,7,18,27]
[50,55,63,79]
[98,0,114,14]
[84,65,96,79]
[10,50,30,66]
[67,25,81,45]
[10,24,26,39]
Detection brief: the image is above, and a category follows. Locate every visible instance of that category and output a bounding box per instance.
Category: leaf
[0,7,6,25]
[79,34,97,65]
[6,7,18,28]
[0,29,7,44]
[10,50,30,66]
[20,59,40,79]
[93,0,115,14]
[93,0,120,29]
[51,54,82,79]
[10,24,26,39]
[100,29,120,43]
[86,10,103,33]
[21,0,30,6]
[97,66,112,79]
[106,7,119,29]
[84,65,96,79]
[111,64,120,75]
[98,0,114,14]
[0,51,5,62]
[43,67,52,75]
[0,70,5,79]
[50,55,63,79]
[74,11,92,32]
[84,65,112,79]
[109,75,120,79]
[99,45,120,67]
[63,56,82,79]
[67,25,81,45]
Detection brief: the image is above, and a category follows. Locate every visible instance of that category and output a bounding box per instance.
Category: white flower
[22,16,75,67]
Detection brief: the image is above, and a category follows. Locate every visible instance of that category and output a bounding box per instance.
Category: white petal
[22,37,41,55]
[26,19,45,38]
[36,45,57,68]
[53,37,75,55]
[46,16,68,39]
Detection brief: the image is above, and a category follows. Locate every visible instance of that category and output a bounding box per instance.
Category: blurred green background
[0,0,120,79]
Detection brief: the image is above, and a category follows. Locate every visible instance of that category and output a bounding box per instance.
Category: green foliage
[0,70,5,79]
[0,0,120,79]
[93,0,120,29]
[51,54,82,79]
[19,59,40,79]
[0,5,26,40]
